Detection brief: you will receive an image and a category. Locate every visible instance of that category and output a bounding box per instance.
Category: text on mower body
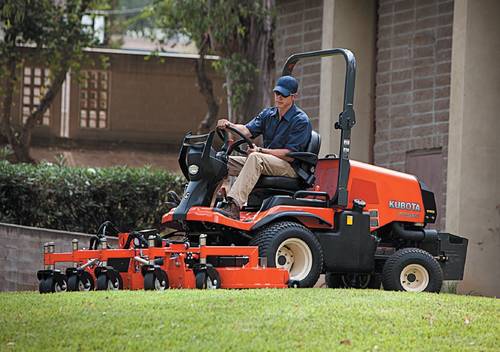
[389,200,421,212]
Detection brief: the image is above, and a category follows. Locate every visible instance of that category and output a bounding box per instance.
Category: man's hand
[247,144,258,154]
[216,119,231,130]
[216,120,253,139]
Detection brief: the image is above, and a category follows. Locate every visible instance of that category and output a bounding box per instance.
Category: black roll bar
[282,48,357,207]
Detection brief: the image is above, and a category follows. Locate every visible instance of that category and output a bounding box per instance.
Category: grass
[0,289,498,351]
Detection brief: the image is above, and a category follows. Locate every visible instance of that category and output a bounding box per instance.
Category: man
[215,75,312,220]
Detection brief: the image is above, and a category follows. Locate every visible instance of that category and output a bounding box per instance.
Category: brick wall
[374,0,454,228]
[275,0,323,130]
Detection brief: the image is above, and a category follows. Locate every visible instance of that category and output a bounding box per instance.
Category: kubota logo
[389,200,421,211]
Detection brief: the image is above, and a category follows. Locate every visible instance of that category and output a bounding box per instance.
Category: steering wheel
[216,125,254,155]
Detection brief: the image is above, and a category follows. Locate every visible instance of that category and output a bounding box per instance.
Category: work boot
[214,198,240,220]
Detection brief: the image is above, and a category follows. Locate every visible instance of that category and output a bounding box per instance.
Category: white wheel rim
[275,238,313,281]
[83,278,92,291]
[154,277,166,290]
[400,264,429,292]
[108,277,119,290]
[206,277,217,289]
[55,281,66,292]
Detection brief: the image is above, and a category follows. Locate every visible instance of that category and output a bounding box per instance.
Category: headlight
[188,164,199,175]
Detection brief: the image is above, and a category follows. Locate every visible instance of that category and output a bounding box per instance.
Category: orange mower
[37,48,468,293]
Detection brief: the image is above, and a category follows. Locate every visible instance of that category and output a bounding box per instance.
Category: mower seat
[247,130,321,207]
[254,176,302,190]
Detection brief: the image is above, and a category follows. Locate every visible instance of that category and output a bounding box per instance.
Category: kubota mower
[38,48,468,293]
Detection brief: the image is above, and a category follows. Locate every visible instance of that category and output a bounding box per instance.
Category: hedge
[0,161,184,234]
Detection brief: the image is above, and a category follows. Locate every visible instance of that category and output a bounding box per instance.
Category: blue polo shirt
[245,104,312,152]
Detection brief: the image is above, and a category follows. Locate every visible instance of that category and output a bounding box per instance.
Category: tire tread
[382,247,443,292]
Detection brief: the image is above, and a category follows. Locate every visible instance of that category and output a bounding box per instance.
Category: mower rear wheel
[382,248,443,293]
[67,272,94,292]
[250,221,323,288]
[96,273,121,291]
[195,270,221,289]
[144,270,169,291]
[325,272,381,289]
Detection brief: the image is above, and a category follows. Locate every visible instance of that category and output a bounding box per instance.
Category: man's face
[274,92,295,110]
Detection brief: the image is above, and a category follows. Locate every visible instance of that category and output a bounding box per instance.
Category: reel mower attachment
[37,228,289,293]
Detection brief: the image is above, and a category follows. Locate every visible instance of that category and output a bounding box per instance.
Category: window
[79,70,109,129]
[21,66,51,126]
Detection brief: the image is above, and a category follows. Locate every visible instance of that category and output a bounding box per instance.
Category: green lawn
[0,289,498,351]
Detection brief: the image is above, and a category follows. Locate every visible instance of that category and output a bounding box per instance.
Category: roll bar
[281,48,357,207]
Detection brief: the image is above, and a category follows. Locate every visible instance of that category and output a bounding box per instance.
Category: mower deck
[38,233,289,293]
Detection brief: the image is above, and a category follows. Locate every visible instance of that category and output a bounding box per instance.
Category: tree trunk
[195,39,220,133]
[236,0,275,124]
[0,56,26,162]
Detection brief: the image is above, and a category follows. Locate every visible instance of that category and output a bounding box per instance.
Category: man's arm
[216,119,252,139]
[248,146,293,162]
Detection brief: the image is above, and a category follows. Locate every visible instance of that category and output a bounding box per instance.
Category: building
[13,48,226,170]
[274,0,499,296]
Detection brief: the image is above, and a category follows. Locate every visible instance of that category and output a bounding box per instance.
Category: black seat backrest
[293,130,321,187]
[307,130,321,155]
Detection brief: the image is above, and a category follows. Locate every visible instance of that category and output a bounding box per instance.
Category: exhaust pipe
[392,222,438,243]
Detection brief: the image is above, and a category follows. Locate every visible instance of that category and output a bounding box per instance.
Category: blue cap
[273,75,298,97]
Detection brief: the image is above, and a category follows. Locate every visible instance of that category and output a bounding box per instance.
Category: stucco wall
[0,223,117,291]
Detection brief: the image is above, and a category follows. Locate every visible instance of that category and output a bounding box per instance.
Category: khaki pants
[227,152,297,207]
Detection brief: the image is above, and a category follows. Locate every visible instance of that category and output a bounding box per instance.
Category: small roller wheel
[39,278,52,294]
[39,276,67,294]
[144,270,169,291]
[195,270,221,289]
[96,273,121,291]
[68,272,94,292]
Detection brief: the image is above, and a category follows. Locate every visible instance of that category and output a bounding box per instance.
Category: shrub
[0,161,184,234]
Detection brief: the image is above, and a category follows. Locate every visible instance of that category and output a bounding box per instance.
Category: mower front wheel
[96,273,122,291]
[67,272,94,292]
[250,221,323,288]
[39,276,67,294]
[195,270,221,289]
[144,270,169,291]
[382,248,443,293]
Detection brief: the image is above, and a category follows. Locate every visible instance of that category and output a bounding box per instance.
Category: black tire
[96,273,121,291]
[39,276,67,293]
[250,221,323,288]
[144,270,169,291]
[68,272,94,291]
[39,278,52,294]
[382,248,443,293]
[67,275,79,291]
[195,269,221,289]
[325,272,381,289]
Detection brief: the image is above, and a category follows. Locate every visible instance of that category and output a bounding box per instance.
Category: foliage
[0,161,184,233]
[148,0,275,125]
[0,289,498,351]
[0,0,105,163]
